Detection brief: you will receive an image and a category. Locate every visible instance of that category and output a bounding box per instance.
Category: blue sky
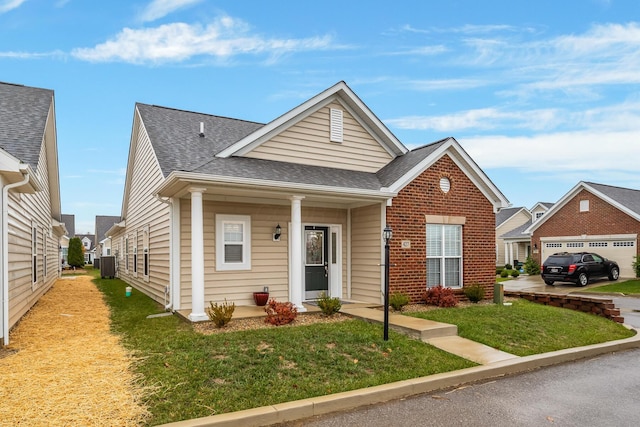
[2,0,640,234]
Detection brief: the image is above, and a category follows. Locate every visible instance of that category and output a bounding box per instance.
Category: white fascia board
[387,138,510,212]
[157,171,397,200]
[105,220,126,238]
[496,207,529,230]
[524,181,586,234]
[582,183,640,223]
[120,108,143,220]
[217,81,407,158]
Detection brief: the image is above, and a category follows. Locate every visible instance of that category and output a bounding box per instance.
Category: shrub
[496,267,504,275]
[463,284,485,303]
[67,237,85,268]
[511,269,520,278]
[389,292,410,311]
[504,263,513,270]
[500,269,509,278]
[264,299,298,326]
[523,256,541,275]
[206,299,235,328]
[316,292,342,316]
[423,285,458,308]
[633,256,640,278]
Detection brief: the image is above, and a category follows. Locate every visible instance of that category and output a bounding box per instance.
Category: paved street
[285,348,640,427]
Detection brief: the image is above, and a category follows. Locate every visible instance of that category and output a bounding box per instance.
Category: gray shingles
[376,139,448,187]
[496,207,523,227]
[61,214,75,237]
[0,82,53,169]
[586,182,640,217]
[95,215,121,246]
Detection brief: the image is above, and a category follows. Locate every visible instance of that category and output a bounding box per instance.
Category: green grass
[406,299,635,356]
[93,277,475,425]
[581,279,640,295]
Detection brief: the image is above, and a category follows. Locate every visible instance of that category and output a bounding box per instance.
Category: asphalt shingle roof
[0,82,53,170]
[496,207,523,227]
[61,214,76,237]
[95,215,121,244]
[137,102,452,192]
[586,182,640,217]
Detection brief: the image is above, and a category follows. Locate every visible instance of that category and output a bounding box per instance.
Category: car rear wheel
[608,267,620,281]
[577,272,589,287]
[544,280,554,286]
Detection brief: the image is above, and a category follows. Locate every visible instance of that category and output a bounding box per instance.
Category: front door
[305,226,329,299]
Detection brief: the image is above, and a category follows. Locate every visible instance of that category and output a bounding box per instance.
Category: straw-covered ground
[0,275,149,426]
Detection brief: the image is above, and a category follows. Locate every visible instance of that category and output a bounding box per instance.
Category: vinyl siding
[7,115,62,330]
[179,200,348,307]
[350,204,382,303]
[496,210,530,266]
[112,114,170,305]
[244,102,392,172]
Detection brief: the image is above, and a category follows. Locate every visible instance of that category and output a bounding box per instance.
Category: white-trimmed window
[426,224,462,288]
[32,223,38,284]
[42,227,47,277]
[330,108,343,143]
[216,214,251,271]
[133,231,138,275]
[143,226,149,280]
[124,236,129,272]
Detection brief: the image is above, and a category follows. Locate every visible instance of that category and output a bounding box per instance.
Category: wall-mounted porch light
[273,224,282,241]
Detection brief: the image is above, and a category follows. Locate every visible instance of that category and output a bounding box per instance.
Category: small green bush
[389,292,410,311]
[496,267,504,275]
[500,269,509,278]
[206,299,235,328]
[463,284,485,303]
[316,292,342,316]
[504,263,513,270]
[423,285,458,308]
[523,256,541,275]
[511,269,520,278]
[264,299,298,325]
[633,256,640,278]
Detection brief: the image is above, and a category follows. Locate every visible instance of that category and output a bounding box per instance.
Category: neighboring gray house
[60,213,76,264]
[0,81,65,345]
[95,215,120,257]
[496,202,553,267]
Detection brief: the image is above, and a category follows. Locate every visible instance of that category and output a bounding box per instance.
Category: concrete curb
[158,330,640,427]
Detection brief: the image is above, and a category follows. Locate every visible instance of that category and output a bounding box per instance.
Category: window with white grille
[426,224,462,288]
[566,242,584,248]
[330,108,343,143]
[216,214,251,271]
[613,241,635,247]
[546,243,562,248]
[589,242,608,247]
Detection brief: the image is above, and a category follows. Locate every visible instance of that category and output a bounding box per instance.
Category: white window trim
[124,236,129,273]
[133,231,138,277]
[216,214,251,271]
[143,225,150,281]
[42,227,47,278]
[32,222,38,286]
[426,224,463,289]
[579,199,589,212]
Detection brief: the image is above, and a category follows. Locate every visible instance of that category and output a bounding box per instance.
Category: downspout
[154,194,173,311]
[2,171,31,346]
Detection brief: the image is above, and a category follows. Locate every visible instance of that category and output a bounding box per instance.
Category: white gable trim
[496,207,529,230]
[216,81,407,158]
[525,181,640,234]
[387,138,509,212]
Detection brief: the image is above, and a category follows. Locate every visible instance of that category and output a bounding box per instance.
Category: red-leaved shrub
[423,285,458,308]
[264,299,298,325]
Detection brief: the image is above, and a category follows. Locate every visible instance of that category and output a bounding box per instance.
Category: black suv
[541,252,620,286]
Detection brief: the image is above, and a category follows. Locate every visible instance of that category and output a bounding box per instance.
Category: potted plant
[253,287,269,306]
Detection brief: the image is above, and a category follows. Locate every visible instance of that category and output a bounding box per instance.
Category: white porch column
[188,188,208,322]
[508,242,514,266]
[289,195,306,311]
[504,242,509,265]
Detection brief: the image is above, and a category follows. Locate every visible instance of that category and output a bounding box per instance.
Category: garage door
[540,237,637,278]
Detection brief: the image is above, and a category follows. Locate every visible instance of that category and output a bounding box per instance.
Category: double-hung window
[216,214,251,271]
[426,224,462,288]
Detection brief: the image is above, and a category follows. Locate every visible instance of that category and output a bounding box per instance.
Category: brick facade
[386,154,496,302]
[531,189,640,264]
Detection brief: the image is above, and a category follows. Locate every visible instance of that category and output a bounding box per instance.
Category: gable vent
[330,108,343,143]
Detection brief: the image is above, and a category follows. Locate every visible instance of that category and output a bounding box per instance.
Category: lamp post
[383,224,393,341]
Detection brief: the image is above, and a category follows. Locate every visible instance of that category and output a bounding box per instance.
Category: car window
[592,254,603,262]
[582,254,594,262]
[545,255,573,264]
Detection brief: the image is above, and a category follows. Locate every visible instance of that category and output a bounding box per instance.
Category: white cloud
[0,0,27,13]
[71,17,336,64]
[139,0,202,22]
[459,130,640,173]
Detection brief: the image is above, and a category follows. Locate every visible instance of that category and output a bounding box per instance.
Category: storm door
[304,226,329,299]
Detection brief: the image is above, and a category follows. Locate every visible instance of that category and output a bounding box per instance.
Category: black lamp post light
[383,224,393,341]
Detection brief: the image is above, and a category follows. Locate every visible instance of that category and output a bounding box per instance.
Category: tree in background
[68,237,85,268]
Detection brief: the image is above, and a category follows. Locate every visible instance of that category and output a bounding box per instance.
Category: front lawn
[94,272,635,425]
[406,299,635,356]
[581,279,640,295]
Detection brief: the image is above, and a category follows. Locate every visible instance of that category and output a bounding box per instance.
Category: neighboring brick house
[526,182,640,278]
[107,81,509,320]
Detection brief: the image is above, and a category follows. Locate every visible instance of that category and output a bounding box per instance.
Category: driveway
[503,274,640,328]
